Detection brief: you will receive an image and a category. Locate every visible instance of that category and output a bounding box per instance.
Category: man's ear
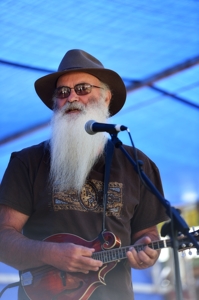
[105,90,112,107]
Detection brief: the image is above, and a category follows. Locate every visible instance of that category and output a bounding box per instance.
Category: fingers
[127,238,159,269]
[52,243,103,274]
[71,246,103,272]
[70,254,103,274]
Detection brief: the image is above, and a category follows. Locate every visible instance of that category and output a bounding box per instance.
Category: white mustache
[61,102,86,114]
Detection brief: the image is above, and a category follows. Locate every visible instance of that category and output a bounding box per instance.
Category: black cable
[126,129,154,192]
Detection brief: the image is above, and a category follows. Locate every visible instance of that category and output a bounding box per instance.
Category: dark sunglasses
[54,83,103,99]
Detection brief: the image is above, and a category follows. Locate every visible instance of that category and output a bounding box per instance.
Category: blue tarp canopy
[0,1,199,299]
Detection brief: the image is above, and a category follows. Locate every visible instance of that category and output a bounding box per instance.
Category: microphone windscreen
[85,120,96,135]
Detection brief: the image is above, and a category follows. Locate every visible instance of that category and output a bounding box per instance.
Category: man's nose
[67,89,79,103]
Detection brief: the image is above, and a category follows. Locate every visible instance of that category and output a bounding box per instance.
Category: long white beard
[49,96,109,193]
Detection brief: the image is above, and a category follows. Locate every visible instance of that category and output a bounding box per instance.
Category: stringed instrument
[21,230,199,300]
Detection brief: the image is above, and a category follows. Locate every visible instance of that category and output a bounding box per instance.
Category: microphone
[85,120,128,135]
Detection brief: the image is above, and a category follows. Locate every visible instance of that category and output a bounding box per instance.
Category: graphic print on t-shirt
[52,179,123,218]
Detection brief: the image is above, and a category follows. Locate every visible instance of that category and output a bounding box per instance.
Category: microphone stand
[109,133,199,300]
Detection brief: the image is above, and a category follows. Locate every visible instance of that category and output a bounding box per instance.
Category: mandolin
[21,229,199,300]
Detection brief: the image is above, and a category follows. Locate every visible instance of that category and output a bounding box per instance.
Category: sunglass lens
[55,87,70,98]
[75,84,92,95]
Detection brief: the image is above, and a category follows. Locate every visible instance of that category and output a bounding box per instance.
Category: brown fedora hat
[34,49,126,116]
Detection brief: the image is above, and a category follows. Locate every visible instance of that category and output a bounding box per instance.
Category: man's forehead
[57,71,99,84]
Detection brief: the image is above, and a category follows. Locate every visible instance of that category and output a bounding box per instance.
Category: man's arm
[0,205,102,274]
[126,225,161,269]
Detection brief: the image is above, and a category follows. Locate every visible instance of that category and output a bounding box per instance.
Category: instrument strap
[0,281,20,298]
[98,139,114,244]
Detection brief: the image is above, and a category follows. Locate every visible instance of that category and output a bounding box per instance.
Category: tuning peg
[178,232,184,238]
[188,249,192,255]
[181,251,186,257]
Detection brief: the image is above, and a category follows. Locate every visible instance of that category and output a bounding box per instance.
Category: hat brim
[34,68,126,116]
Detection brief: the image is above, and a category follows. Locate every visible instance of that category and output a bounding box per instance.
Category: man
[0,49,168,300]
